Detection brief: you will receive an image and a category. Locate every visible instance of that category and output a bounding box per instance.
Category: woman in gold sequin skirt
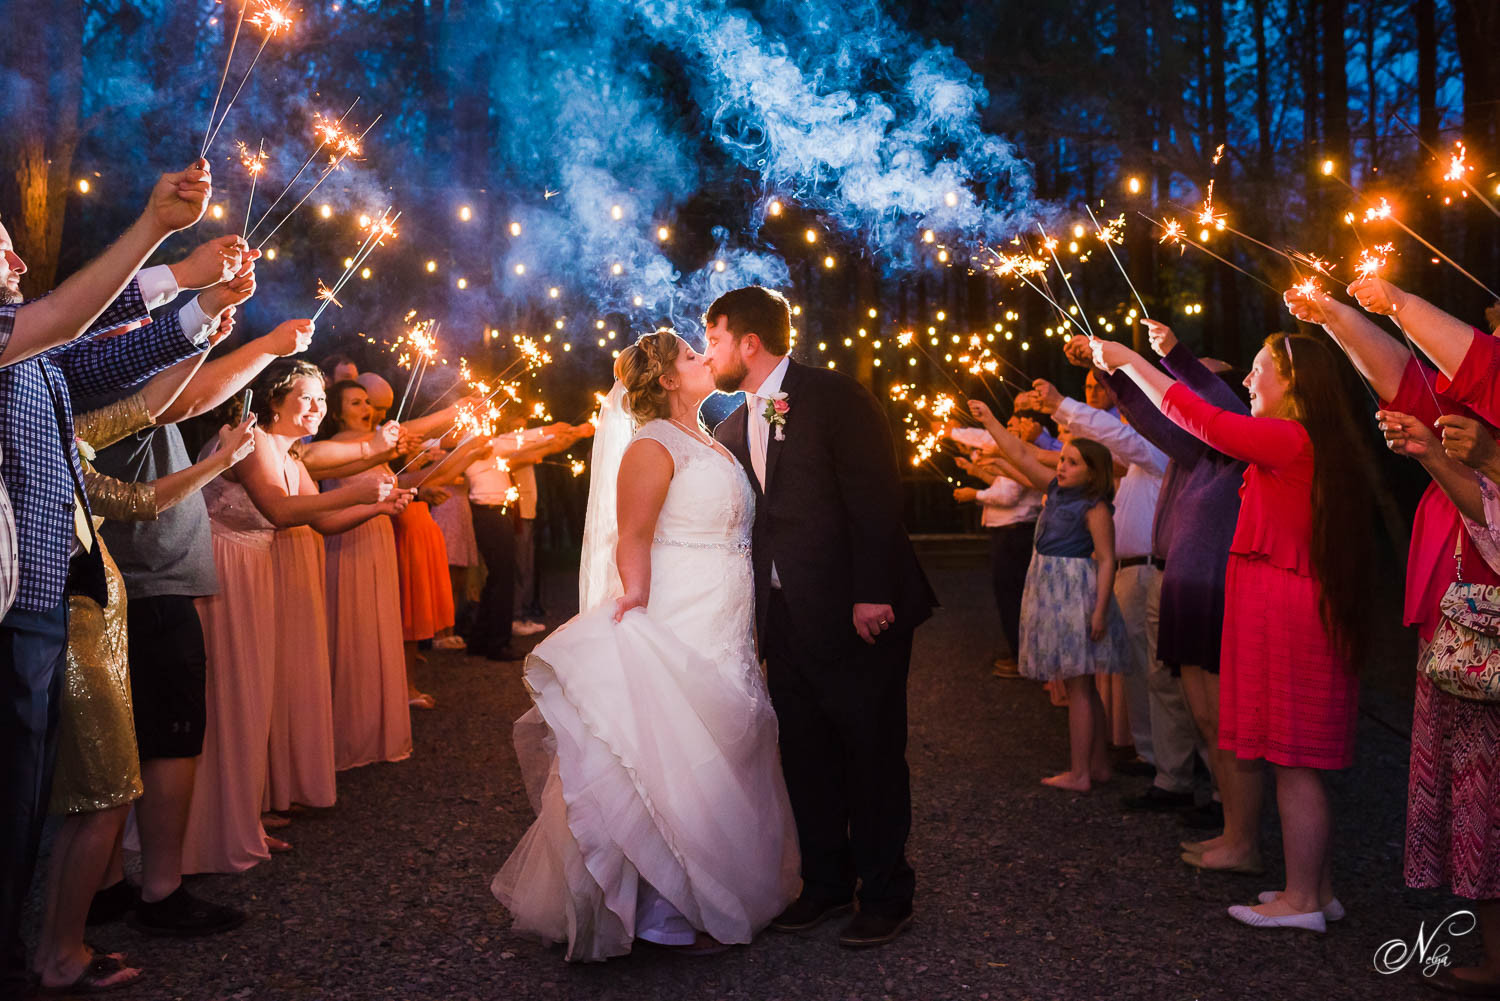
[30,388,256,994]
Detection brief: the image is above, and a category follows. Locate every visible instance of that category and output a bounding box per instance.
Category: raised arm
[1284,284,1409,399]
[1053,396,1168,475]
[155,311,311,424]
[1347,276,1475,379]
[300,422,403,478]
[966,400,1055,490]
[1146,323,1248,414]
[613,438,673,621]
[295,461,412,535]
[1377,411,1484,521]
[0,165,215,367]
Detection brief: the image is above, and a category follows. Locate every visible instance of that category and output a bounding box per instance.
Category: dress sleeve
[74,391,153,453]
[1433,329,1500,427]
[1462,475,1500,579]
[1104,369,1204,468]
[1161,342,1249,414]
[1160,382,1307,469]
[82,469,157,521]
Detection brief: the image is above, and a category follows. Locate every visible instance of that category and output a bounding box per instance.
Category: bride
[492,329,799,961]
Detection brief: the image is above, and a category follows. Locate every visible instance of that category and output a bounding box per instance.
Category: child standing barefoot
[969,403,1129,791]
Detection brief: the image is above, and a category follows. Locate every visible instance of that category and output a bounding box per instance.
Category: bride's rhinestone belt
[652,537,753,556]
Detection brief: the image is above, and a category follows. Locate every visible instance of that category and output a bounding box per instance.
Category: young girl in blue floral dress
[969,402,1130,792]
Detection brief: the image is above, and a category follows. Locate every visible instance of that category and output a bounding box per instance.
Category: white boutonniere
[75,438,96,463]
[762,392,790,441]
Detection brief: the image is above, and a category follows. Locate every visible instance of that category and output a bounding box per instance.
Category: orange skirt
[394,502,454,642]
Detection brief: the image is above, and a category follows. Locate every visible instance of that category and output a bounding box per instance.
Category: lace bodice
[634,420,753,550]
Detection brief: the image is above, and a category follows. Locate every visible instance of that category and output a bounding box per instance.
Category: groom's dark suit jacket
[715,359,937,659]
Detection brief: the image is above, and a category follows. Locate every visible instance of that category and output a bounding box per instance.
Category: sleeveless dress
[492,419,800,962]
[182,474,278,873]
[324,464,412,770]
[393,500,454,642]
[266,452,338,810]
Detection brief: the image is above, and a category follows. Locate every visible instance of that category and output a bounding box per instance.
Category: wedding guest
[317,379,421,761]
[1339,276,1500,989]
[238,363,410,824]
[1066,329,1252,844]
[88,313,313,934]
[32,381,254,995]
[322,353,358,385]
[428,475,478,645]
[968,402,1130,792]
[1020,375,1176,798]
[0,164,220,998]
[1095,333,1374,933]
[182,359,399,873]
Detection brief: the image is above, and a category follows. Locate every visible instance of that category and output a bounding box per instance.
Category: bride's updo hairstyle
[614,329,681,423]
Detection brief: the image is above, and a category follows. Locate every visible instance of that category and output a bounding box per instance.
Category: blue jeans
[0,599,69,992]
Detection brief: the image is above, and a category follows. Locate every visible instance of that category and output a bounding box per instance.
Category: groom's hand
[853,603,895,645]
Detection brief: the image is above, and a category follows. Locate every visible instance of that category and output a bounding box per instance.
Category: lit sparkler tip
[1363,198,1394,223]
[1158,219,1185,246]
[1292,277,1323,298]
[247,1,294,35]
[314,279,343,309]
[1445,142,1472,183]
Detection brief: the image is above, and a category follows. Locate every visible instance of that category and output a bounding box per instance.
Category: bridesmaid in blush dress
[234,362,408,821]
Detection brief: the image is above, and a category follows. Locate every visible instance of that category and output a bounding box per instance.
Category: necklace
[668,416,711,446]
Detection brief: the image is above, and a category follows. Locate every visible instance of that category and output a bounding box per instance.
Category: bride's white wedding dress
[492,410,799,962]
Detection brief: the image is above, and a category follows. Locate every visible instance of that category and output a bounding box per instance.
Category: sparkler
[1036,222,1097,340]
[1390,113,1500,221]
[201,0,250,158]
[1085,204,1149,319]
[1324,170,1500,301]
[202,2,295,157]
[393,320,439,423]
[1141,213,1282,294]
[254,114,383,250]
[310,207,399,322]
[1354,243,1394,281]
[247,98,361,240]
[237,139,267,237]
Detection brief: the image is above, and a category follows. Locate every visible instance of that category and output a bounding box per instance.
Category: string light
[425,260,436,273]
[76,179,90,194]
[319,204,332,219]
[509,221,522,236]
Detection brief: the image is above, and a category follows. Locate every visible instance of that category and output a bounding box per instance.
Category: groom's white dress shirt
[743,354,790,588]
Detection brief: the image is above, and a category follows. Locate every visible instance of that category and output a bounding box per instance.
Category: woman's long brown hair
[1266,333,1376,667]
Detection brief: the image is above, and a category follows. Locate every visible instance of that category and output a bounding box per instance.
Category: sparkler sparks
[1445,142,1472,184]
[1363,198,1394,224]
[1292,277,1323,299]
[1354,243,1395,281]
[1158,218,1186,249]
[314,278,342,310]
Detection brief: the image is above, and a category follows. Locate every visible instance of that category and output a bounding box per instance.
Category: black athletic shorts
[126,593,208,760]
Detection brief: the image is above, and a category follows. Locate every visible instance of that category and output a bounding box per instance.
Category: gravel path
[31,543,1466,1000]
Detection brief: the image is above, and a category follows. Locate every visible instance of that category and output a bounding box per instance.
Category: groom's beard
[712,354,749,394]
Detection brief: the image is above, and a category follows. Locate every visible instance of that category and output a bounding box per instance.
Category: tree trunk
[1252,0,1271,176]
[1320,0,1349,171]
[0,0,83,295]
[1363,0,1377,170]
[1416,0,1438,147]
[1453,0,1500,313]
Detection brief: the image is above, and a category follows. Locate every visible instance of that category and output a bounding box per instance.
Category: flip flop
[39,952,141,995]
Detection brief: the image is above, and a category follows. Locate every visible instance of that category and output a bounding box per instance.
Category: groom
[707,286,936,948]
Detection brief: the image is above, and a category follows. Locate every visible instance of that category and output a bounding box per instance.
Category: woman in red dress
[1096,332,1375,934]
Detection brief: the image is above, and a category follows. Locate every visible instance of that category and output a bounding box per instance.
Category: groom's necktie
[745,393,769,490]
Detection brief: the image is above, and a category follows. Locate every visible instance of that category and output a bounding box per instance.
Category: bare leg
[1196,752,1263,869]
[33,806,139,989]
[1043,675,1099,792]
[1180,666,1226,852]
[1244,766,1329,916]
[136,757,197,903]
[404,641,434,707]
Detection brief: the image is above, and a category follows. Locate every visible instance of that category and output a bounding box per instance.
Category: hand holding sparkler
[1026,380,1064,414]
[171,236,251,289]
[145,162,214,237]
[198,263,259,316]
[262,319,315,357]
[1283,284,1336,326]
[1142,319,1178,358]
[1090,338,1136,374]
[1347,275,1409,317]
[216,413,259,468]
[352,472,398,505]
[1436,415,1500,472]
[1063,334,1095,368]
[1376,410,1437,460]
[372,420,402,452]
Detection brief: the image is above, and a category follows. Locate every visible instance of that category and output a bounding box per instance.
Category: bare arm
[1347,277,1475,379]
[1284,286,1409,399]
[1378,411,1485,521]
[966,401,1055,490]
[1085,502,1116,641]
[157,317,312,424]
[613,439,673,621]
[237,429,390,528]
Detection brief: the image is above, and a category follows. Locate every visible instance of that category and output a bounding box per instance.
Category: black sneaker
[769,894,854,932]
[85,879,137,925]
[129,886,246,937]
[1122,786,1195,811]
[837,904,914,949]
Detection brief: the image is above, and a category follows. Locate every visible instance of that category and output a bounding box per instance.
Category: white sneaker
[1227,904,1326,933]
[433,635,467,651]
[512,620,547,637]
[1257,891,1345,922]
